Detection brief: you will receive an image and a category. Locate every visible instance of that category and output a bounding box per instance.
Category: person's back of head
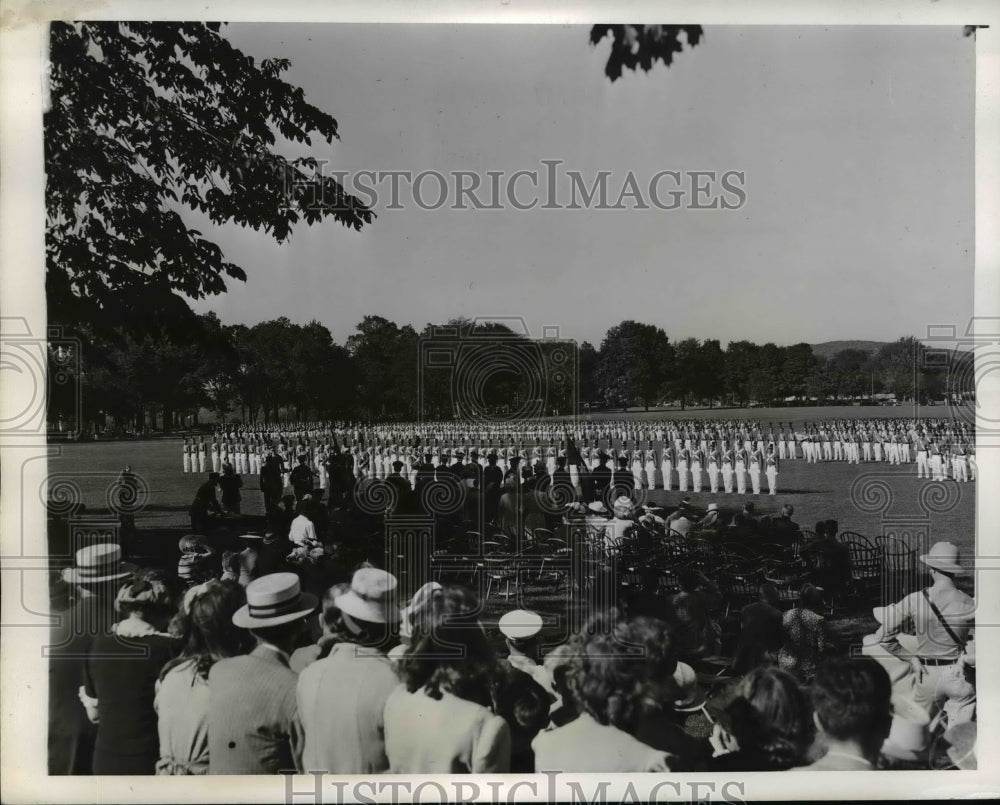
[759,583,780,608]
[813,521,827,539]
[824,520,838,540]
[781,504,794,519]
[725,666,814,769]
[811,656,892,757]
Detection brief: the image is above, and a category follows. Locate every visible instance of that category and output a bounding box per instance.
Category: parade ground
[47,406,976,557]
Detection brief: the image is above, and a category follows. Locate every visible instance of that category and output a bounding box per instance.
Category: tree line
[47,315,970,434]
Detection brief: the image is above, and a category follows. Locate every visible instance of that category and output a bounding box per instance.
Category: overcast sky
[188,24,975,348]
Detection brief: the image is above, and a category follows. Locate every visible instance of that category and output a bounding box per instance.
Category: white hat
[62,543,135,584]
[919,542,966,575]
[672,661,707,710]
[498,609,543,641]
[335,567,400,625]
[587,501,608,514]
[880,696,931,762]
[232,572,318,628]
[706,503,719,512]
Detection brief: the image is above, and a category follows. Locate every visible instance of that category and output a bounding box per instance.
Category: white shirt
[288,514,317,546]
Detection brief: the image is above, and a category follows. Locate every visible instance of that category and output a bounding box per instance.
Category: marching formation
[181,418,977,502]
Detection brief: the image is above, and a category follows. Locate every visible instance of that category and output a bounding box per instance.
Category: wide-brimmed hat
[881,696,931,762]
[335,567,400,625]
[62,543,135,584]
[920,542,966,575]
[238,533,264,541]
[672,661,707,710]
[232,572,318,628]
[498,609,543,641]
[587,501,608,515]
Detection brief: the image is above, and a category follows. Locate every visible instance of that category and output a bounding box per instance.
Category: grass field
[49,405,975,553]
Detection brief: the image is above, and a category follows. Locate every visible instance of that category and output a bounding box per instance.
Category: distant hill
[810,340,888,361]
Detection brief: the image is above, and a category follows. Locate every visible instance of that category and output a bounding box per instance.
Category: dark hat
[392,460,404,470]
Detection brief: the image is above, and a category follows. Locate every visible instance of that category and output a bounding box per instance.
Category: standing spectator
[219,462,243,515]
[49,544,133,775]
[208,573,317,774]
[82,571,179,774]
[778,583,827,682]
[289,454,317,501]
[709,666,815,771]
[803,656,893,770]
[260,447,286,511]
[154,580,249,774]
[297,569,401,773]
[189,472,222,534]
[384,586,511,773]
[532,611,679,772]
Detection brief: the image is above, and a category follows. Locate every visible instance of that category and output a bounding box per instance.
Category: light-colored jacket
[532,712,671,773]
[207,644,304,774]
[297,643,400,774]
[383,686,510,773]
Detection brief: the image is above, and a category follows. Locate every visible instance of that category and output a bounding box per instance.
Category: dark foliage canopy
[46,21,373,335]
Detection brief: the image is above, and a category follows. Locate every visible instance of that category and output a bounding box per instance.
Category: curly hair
[159,579,250,681]
[724,666,815,770]
[396,585,501,710]
[565,609,679,735]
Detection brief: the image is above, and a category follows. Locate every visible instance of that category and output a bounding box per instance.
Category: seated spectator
[155,579,249,775]
[709,666,815,771]
[732,583,784,674]
[384,586,511,773]
[532,610,680,772]
[668,569,723,662]
[803,656,893,770]
[177,535,216,588]
[768,504,801,546]
[725,512,756,542]
[778,583,827,682]
[800,522,852,601]
[695,503,721,531]
[289,499,318,547]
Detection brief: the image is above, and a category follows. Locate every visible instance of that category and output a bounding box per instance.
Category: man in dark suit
[413,452,436,515]
[386,460,414,516]
[483,453,504,523]
[591,452,612,502]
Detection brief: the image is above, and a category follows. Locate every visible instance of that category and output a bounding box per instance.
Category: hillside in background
[810,340,888,360]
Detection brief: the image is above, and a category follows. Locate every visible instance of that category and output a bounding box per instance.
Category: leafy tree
[723,341,758,406]
[596,321,673,411]
[695,339,726,407]
[46,21,373,336]
[781,343,819,401]
[672,337,702,410]
[590,25,704,81]
[346,316,419,419]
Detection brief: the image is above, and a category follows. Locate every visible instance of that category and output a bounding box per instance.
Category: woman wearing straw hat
[207,573,317,773]
[865,541,975,726]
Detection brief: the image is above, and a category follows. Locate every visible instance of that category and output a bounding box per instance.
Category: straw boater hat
[335,567,400,625]
[62,544,135,584]
[232,572,318,628]
[880,696,931,763]
[919,542,966,575]
[498,609,543,641]
[587,501,608,515]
